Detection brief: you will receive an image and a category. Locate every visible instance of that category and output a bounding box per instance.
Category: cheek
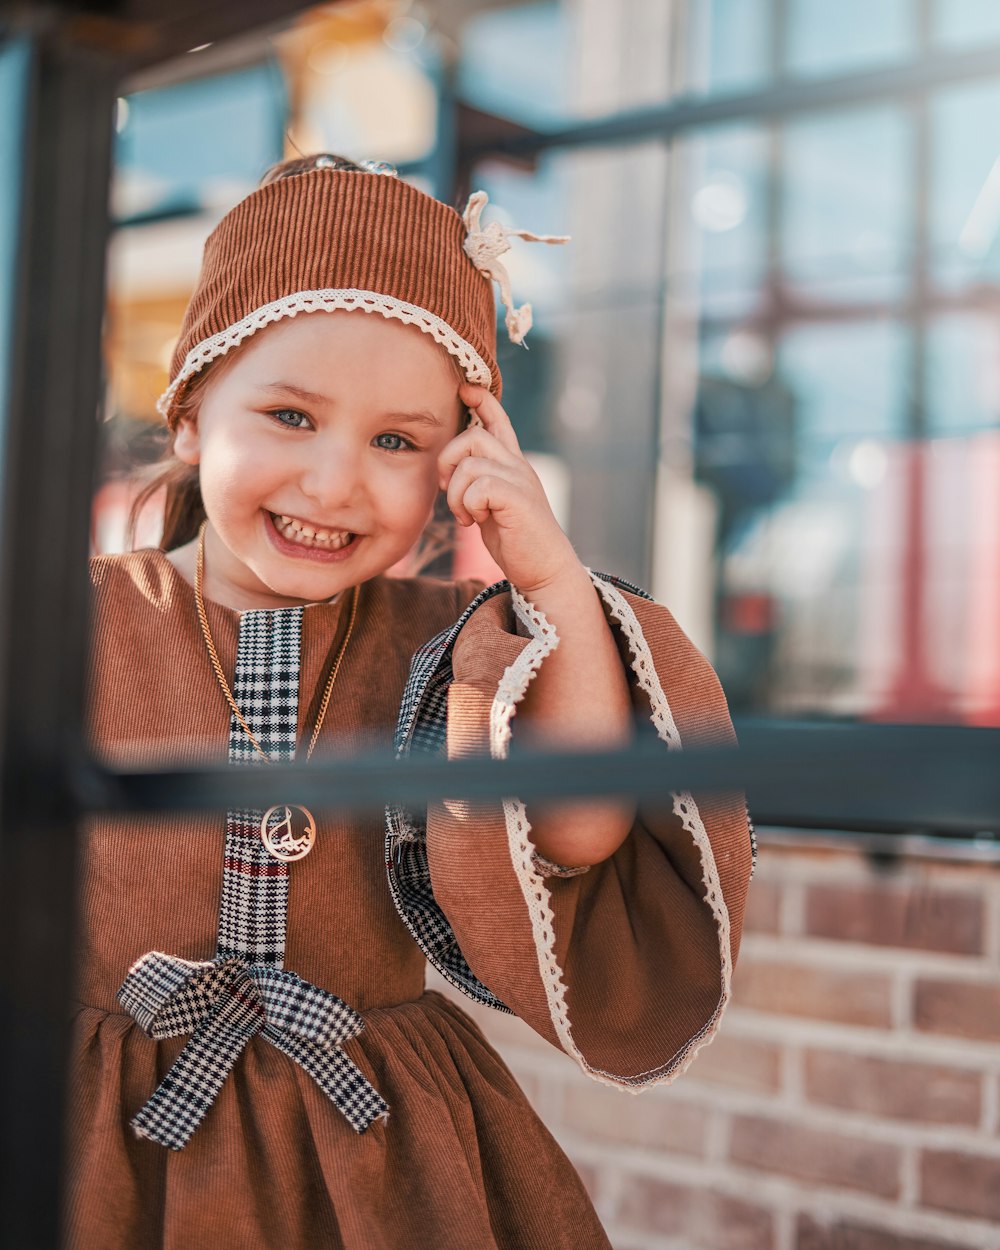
[378,459,440,530]
[198,430,278,513]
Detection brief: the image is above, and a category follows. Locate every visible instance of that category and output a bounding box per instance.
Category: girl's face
[173,311,464,608]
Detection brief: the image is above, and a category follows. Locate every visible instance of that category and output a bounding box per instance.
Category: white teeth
[272,513,353,550]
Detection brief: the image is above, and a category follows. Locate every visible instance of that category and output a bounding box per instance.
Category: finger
[438,425,519,487]
[459,472,519,526]
[446,456,520,526]
[458,384,521,456]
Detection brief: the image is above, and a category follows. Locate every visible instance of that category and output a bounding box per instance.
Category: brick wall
[431,831,1000,1250]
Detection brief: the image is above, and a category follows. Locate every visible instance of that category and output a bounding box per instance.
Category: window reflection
[782,107,913,303]
[785,0,915,78]
[680,125,769,318]
[931,80,1000,291]
[0,38,28,458]
[932,0,1000,48]
[684,0,772,97]
[97,0,1000,727]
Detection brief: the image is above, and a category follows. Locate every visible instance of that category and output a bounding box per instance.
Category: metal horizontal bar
[81,723,1000,836]
[460,43,1000,161]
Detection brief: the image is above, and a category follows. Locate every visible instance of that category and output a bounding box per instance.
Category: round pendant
[260,804,317,862]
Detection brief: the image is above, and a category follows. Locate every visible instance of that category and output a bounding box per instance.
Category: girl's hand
[439,384,581,595]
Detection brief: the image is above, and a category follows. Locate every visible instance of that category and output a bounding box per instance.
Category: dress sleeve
[425,573,753,1091]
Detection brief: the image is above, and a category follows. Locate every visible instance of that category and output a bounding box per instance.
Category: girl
[69,155,753,1249]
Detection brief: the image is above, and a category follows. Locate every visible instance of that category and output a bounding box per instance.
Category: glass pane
[0,37,28,472]
[705,320,912,717]
[683,0,773,97]
[782,107,913,303]
[785,0,916,78]
[469,144,668,586]
[926,312,1000,436]
[932,0,1000,47]
[930,80,1000,291]
[671,124,770,318]
[458,0,674,128]
[114,64,286,222]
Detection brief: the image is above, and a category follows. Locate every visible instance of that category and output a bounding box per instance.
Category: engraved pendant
[260,804,317,862]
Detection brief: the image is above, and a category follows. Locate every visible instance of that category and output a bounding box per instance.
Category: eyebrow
[257,382,445,427]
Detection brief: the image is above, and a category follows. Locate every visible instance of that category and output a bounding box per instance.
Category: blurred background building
[102,0,1000,729]
[87,5,1000,1248]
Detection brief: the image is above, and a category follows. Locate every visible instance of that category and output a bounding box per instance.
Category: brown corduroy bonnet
[158,161,569,429]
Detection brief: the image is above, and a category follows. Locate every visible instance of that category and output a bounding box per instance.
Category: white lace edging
[492,578,735,1093]
[157,288,493,419]
[588,573,734,1082]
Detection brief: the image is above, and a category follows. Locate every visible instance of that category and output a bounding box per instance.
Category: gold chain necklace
[194,520,359,860]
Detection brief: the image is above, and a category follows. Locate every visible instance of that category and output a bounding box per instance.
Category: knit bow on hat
[462,190,570,346]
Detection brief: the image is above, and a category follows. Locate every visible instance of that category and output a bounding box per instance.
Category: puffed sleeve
[418,572,753,1090]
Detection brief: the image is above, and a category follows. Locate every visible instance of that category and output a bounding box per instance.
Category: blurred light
[308,41,350,76]
[383,16,427,54]
[959,156,1000,258]
[721,330,773,384]
[848,439,888,488]
[558,379,603,432]
[187,43,212,54]
[692,171,747,233]
[114,97,130,134]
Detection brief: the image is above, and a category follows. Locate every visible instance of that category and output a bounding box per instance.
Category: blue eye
[270,408,311,429]
[374,433,413,452]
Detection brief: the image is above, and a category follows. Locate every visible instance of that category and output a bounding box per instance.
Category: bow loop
[253,966,366,1048]
[461,189,569,347]
[117,952,387,1150]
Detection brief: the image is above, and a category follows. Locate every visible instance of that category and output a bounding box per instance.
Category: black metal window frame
[1,6,999,1247]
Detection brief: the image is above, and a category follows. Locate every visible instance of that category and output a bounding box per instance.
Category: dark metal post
[0,19,116,1248]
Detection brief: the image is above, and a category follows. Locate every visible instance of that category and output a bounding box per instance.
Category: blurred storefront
[101,0,1000,728]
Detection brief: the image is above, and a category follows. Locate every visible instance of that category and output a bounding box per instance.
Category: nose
[298,437,366,517]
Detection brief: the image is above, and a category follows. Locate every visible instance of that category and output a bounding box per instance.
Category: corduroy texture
[69,550,751,1249]
[162,171,500,428]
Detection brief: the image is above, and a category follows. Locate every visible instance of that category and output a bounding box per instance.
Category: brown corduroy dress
[67,548,752,1250]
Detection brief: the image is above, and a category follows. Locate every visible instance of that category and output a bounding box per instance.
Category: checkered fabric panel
[118,604,390,1148]
[216,607,302,964]
[123,959,385,1148]
[384,574,760,1013]
[130,964,266,1150]
[265,1027,389,1132]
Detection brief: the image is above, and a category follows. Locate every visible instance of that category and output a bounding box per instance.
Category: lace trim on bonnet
[157,191,569,421]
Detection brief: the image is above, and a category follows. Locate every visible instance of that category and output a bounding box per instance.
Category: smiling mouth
[270,513,355,551]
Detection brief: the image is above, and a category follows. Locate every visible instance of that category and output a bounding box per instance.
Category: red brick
[558,1082,708,1157]
[914,979,1000,1042]
[617,1176,774,1250]
[733,959,893,1028]
[797,1214,977,1250]
[920,1148,1000,1221]
[804,1049,981,1125]
[686,1032,783,1094]
[804,883,984,955]
[744,879,782,935]
[729,1114,900,1198]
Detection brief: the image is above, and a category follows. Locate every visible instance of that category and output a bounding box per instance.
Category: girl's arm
[439,385,637,867]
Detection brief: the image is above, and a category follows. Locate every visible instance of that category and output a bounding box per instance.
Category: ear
[172,415,201,465]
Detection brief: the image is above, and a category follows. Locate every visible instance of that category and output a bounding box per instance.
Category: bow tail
[264,1027,389,1133]
[131,989,261,1150]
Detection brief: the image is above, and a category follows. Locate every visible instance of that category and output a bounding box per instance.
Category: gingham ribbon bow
[118,951,388,1151]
